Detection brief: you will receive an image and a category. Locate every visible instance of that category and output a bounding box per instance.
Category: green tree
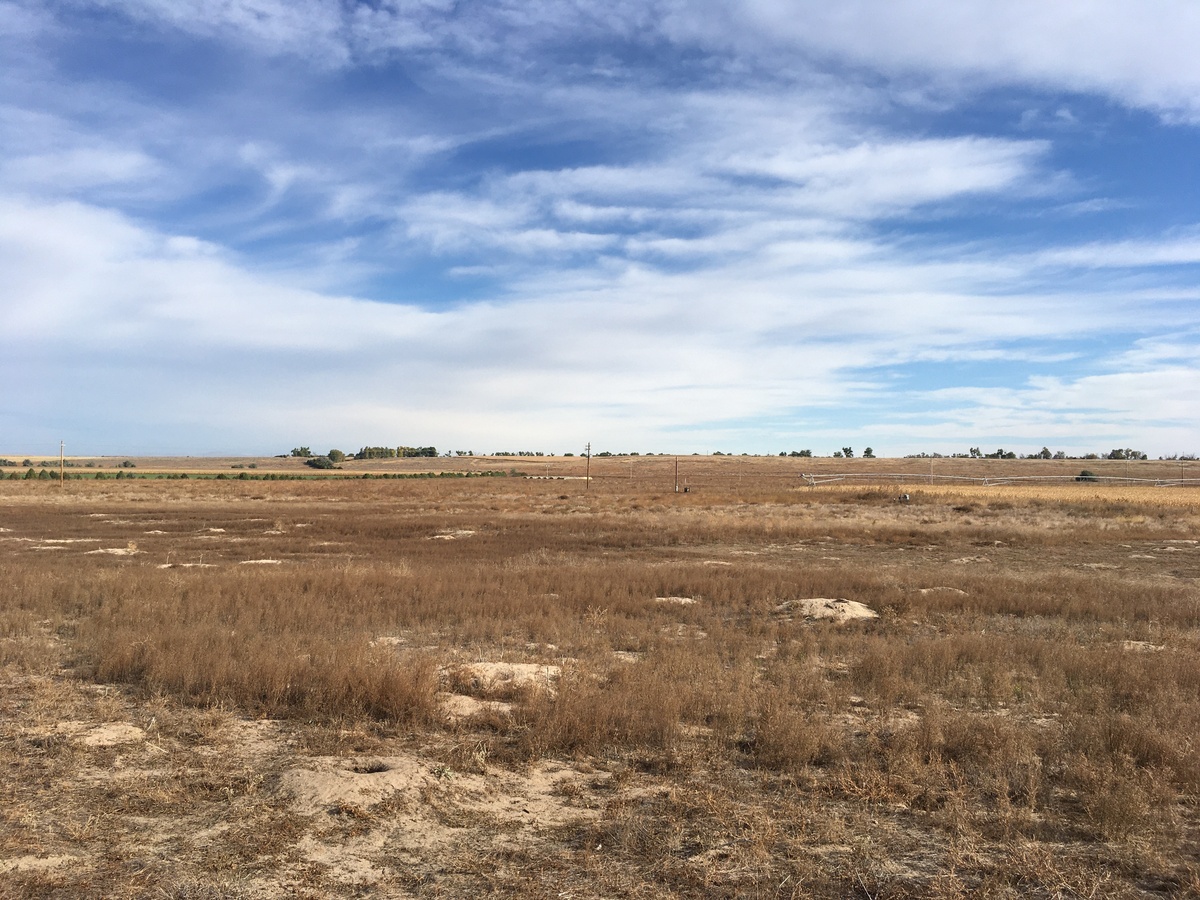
[327,449,346,463]
[863,447,875,458]
[290,447,312,458]
[842,447,854,458]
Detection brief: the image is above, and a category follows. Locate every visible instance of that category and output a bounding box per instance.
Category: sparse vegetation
[0,463,1198,897]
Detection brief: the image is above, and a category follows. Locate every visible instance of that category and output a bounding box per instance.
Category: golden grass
[1,470,1198,897]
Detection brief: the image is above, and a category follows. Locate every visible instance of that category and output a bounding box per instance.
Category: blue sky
[1,1,1198,457]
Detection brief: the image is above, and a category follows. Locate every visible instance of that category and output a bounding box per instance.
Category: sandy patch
[1121,641,1165,652]
[655,596,697,605]
[430,529,476,540]
[370,635,407,648]
[80,723,146,747]
[0,855,80,875]
[279,754,598,887]
[281,755,429,817]
[775,598,879,623]
[240,559,283,565]
[453,662,561,696]
[86,547,139,556]
[916,587,967,595]
[439,692,514,722]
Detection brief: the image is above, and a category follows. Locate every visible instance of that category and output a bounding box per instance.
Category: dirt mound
[775,598,879,623]
[452,662,560,698]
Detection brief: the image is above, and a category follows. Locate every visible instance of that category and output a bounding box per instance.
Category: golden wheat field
[1,461,1199,898]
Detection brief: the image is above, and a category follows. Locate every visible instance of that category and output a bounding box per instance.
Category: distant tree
[1053,451,1067,460]
[305,456,335,469]
[842,447,854,458]
[969,447,981,458]
[832,451,843,458]
[863,447,875,458]
[290,447,312,458]
[1076,470,1098,482]
[327,449,346,463]
[1037,447,1052,459]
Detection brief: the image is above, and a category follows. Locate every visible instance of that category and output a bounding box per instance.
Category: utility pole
[674,456,679,493]
[585,442,591,492]
[59,441,64,486]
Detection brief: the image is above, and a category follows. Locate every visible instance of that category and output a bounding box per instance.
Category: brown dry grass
[1,469,1198,897]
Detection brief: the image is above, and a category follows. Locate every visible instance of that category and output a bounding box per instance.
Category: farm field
[1,466,1199,898]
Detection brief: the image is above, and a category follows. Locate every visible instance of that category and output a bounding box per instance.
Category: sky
[1,1,1199,458]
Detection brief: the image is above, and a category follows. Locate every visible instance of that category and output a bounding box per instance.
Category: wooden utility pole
[585,442,591,491]
[59,441,64,486]
[674,456,679,493]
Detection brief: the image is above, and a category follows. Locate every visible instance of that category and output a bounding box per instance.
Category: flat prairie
[1,464,1198,898]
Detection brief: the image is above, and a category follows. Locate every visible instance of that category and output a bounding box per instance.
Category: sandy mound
[279,754,599,887]
[281,755,429,818]
[439,692,514,722]
[34,721,148,747]
[1121,640,1165,652]
[775,598,879,623]
[453,662,560,697]
[80,723,146,747]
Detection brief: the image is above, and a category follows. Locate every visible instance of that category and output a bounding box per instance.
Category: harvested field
[1,469,1199,898]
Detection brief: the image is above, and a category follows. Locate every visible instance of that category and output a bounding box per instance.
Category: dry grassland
[1,470,1199,898]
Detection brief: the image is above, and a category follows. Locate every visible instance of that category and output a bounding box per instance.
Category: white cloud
[668,1,1200,121]
[4,195,1196,454]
